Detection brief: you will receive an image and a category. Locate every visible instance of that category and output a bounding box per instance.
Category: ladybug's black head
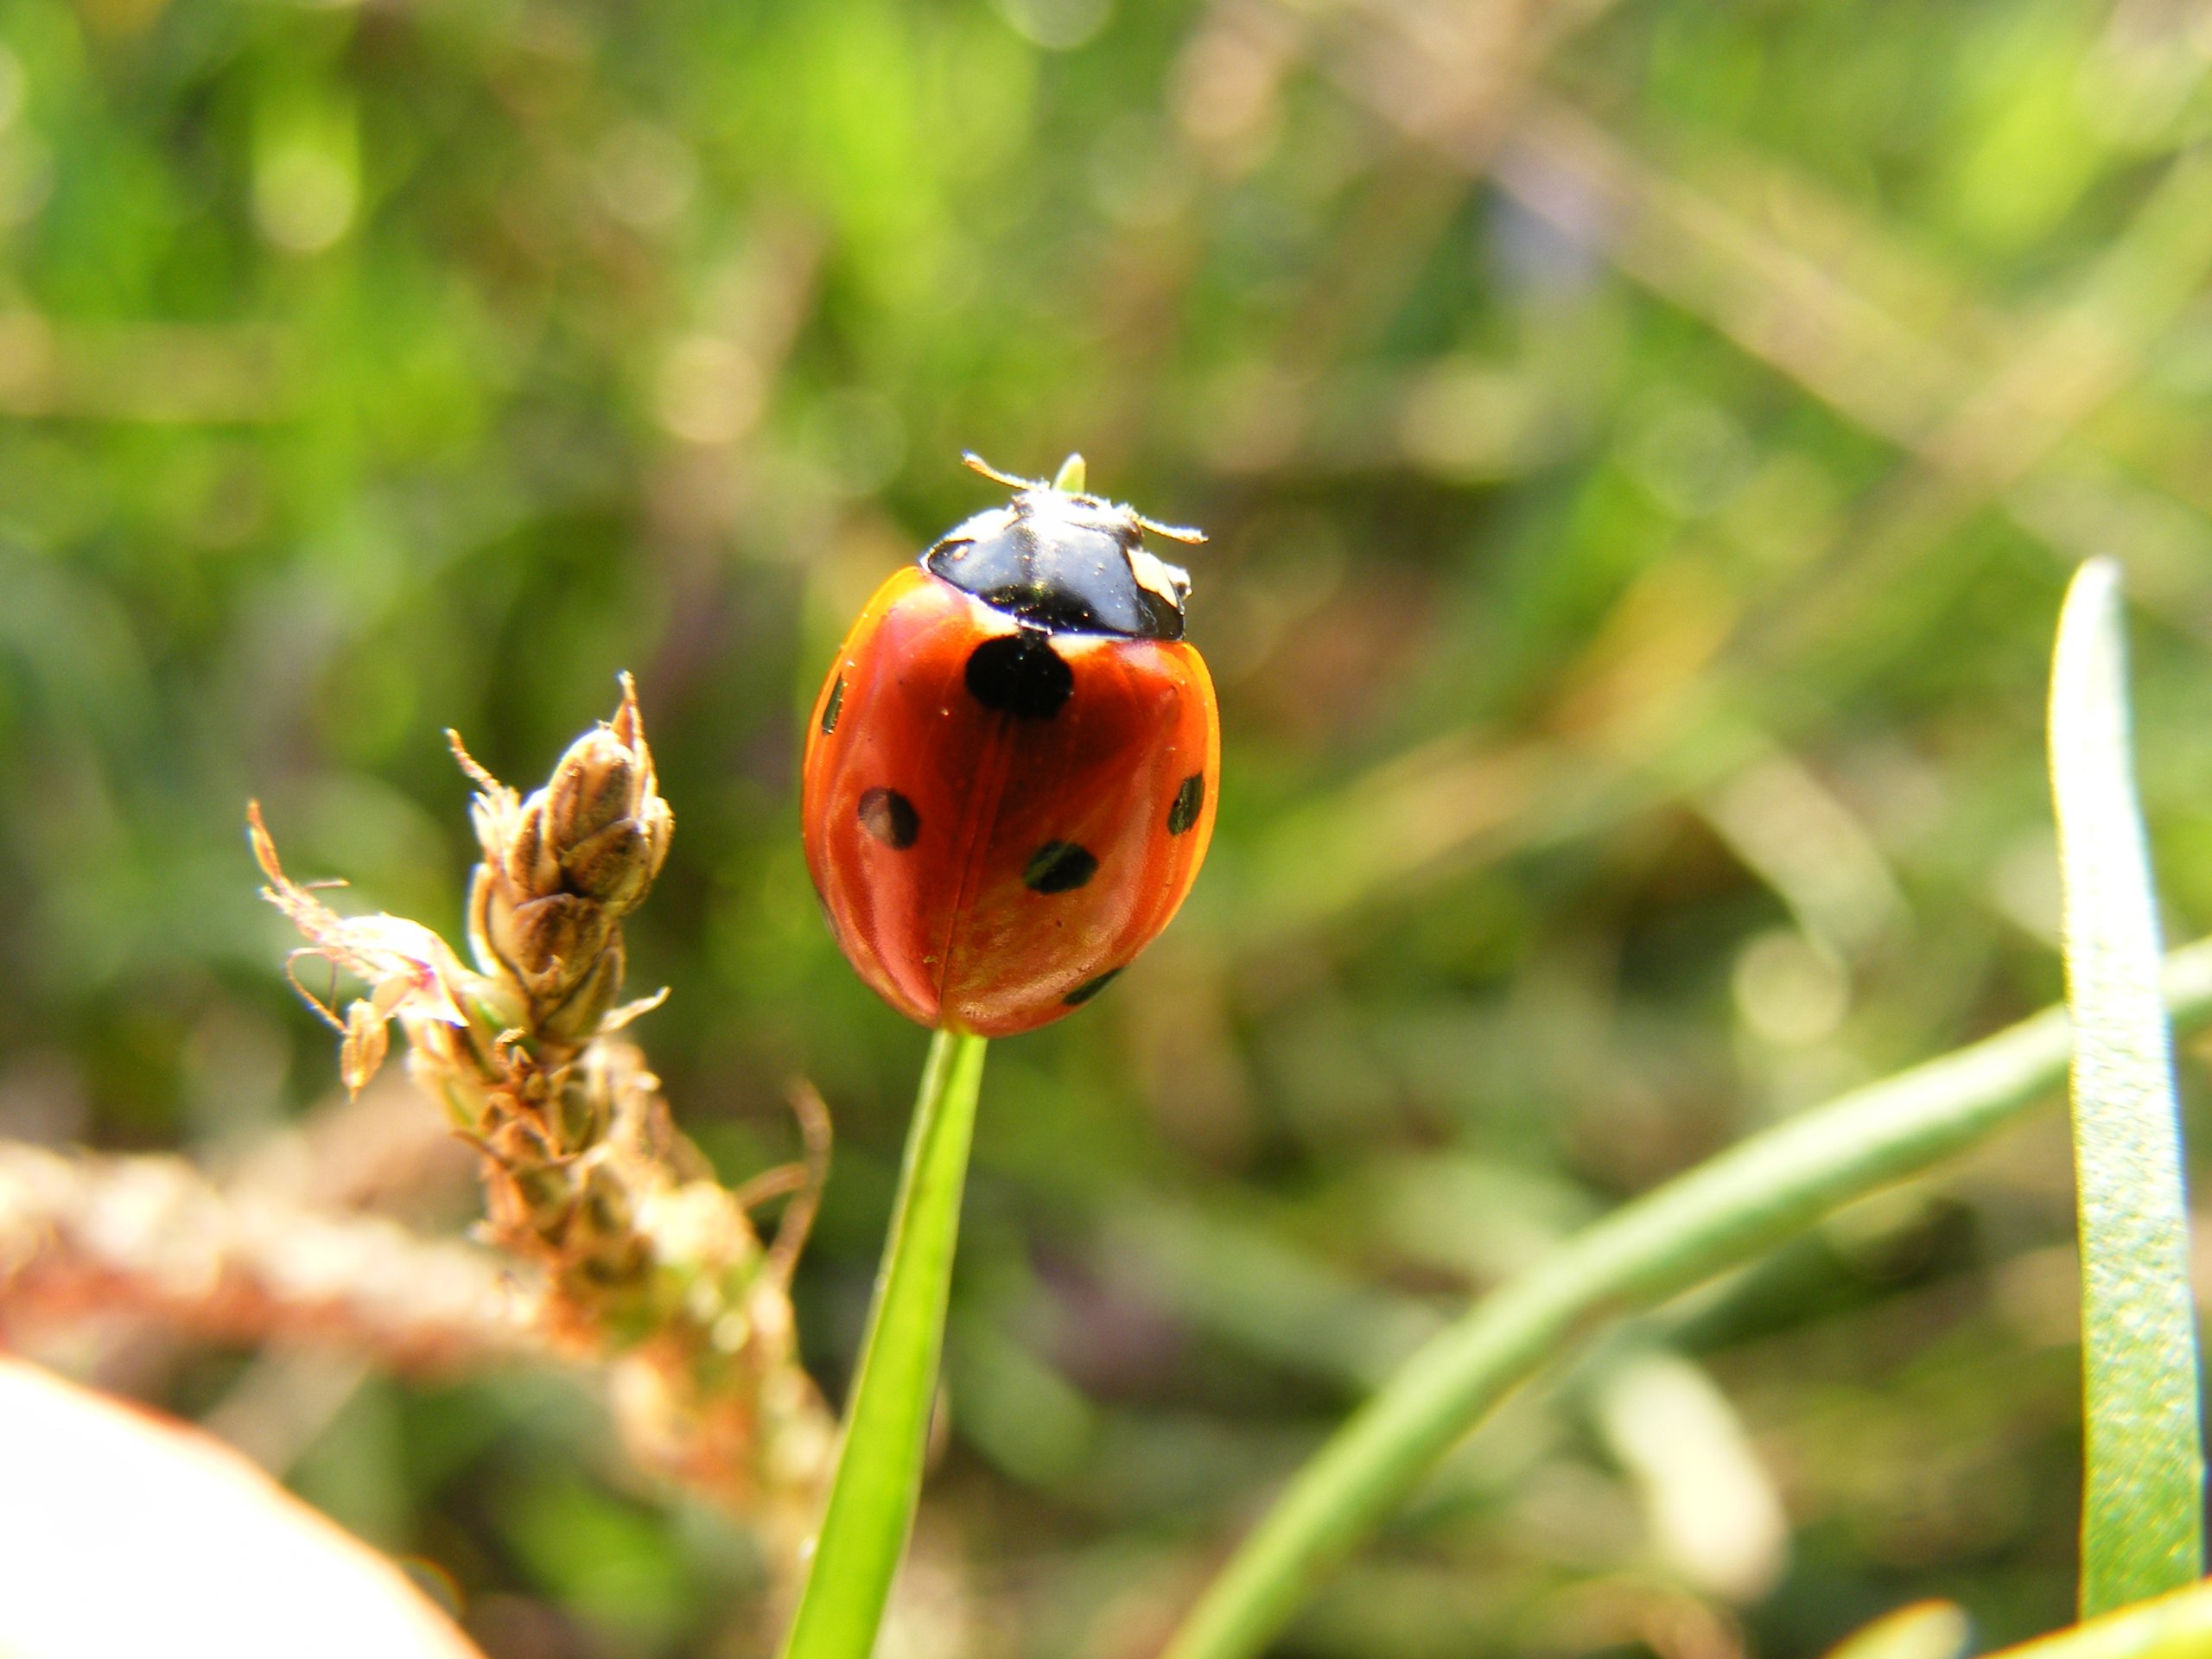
[924,467,1199,642]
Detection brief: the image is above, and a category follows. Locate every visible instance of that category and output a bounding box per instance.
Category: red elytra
[801,473,1218,1037]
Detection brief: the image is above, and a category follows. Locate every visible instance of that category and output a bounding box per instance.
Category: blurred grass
[5,0,2212,1655]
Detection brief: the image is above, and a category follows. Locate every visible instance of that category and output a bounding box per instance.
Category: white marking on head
[1128,544,1192,609]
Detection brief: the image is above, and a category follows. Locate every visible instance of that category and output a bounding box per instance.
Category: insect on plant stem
[787,452,1215,1655]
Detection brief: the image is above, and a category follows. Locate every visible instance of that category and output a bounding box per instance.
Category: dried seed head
[550,731,643,847]
[563,818,657,910]
[456,676,673,1042]
[503,798,560,898]
[339,998,391,1096]
[537,680,671,918]
[259,693,834,1525]
[498,891,614,1001]
[541,937,628,1046]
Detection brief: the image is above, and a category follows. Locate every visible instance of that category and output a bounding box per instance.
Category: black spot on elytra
[821,676,845,735]
[1023,841,1097,893]
[857,787,919,849]
[1063,968,1122,1007]
[1168,772,1205,836]
[964,630,1073,719]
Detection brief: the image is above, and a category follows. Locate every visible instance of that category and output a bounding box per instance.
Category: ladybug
[802,454,1219,1038]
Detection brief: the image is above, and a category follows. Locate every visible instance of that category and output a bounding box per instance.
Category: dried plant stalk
[252,677,833,1543]
[0,1141,535,1371]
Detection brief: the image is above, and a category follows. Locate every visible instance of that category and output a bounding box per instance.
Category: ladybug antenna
[961,451,1049,493]
[963,449,1205,541]
[1135,512,1207,545]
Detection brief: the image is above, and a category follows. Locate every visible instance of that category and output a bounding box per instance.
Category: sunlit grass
[2047,560,2204,1618]
[1159,936,2212,1659]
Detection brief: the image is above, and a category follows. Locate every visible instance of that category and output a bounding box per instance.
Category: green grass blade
[1158,939,2212,1659]
[2048,559,2205,1618]
[779,1029,989,1659]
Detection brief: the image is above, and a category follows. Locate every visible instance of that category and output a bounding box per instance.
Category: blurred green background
[7,0,2212,1652]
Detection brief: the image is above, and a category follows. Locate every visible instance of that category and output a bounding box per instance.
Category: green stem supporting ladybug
[779,1027,988,1659]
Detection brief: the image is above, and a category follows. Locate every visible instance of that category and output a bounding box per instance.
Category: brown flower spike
[461,684,673,1044]
[252,677,831,1554]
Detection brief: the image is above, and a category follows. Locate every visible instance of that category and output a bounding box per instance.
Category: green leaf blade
[2048,559,2205,1618]
[1159,940,2212,1659]
[779,1029,989,1659]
